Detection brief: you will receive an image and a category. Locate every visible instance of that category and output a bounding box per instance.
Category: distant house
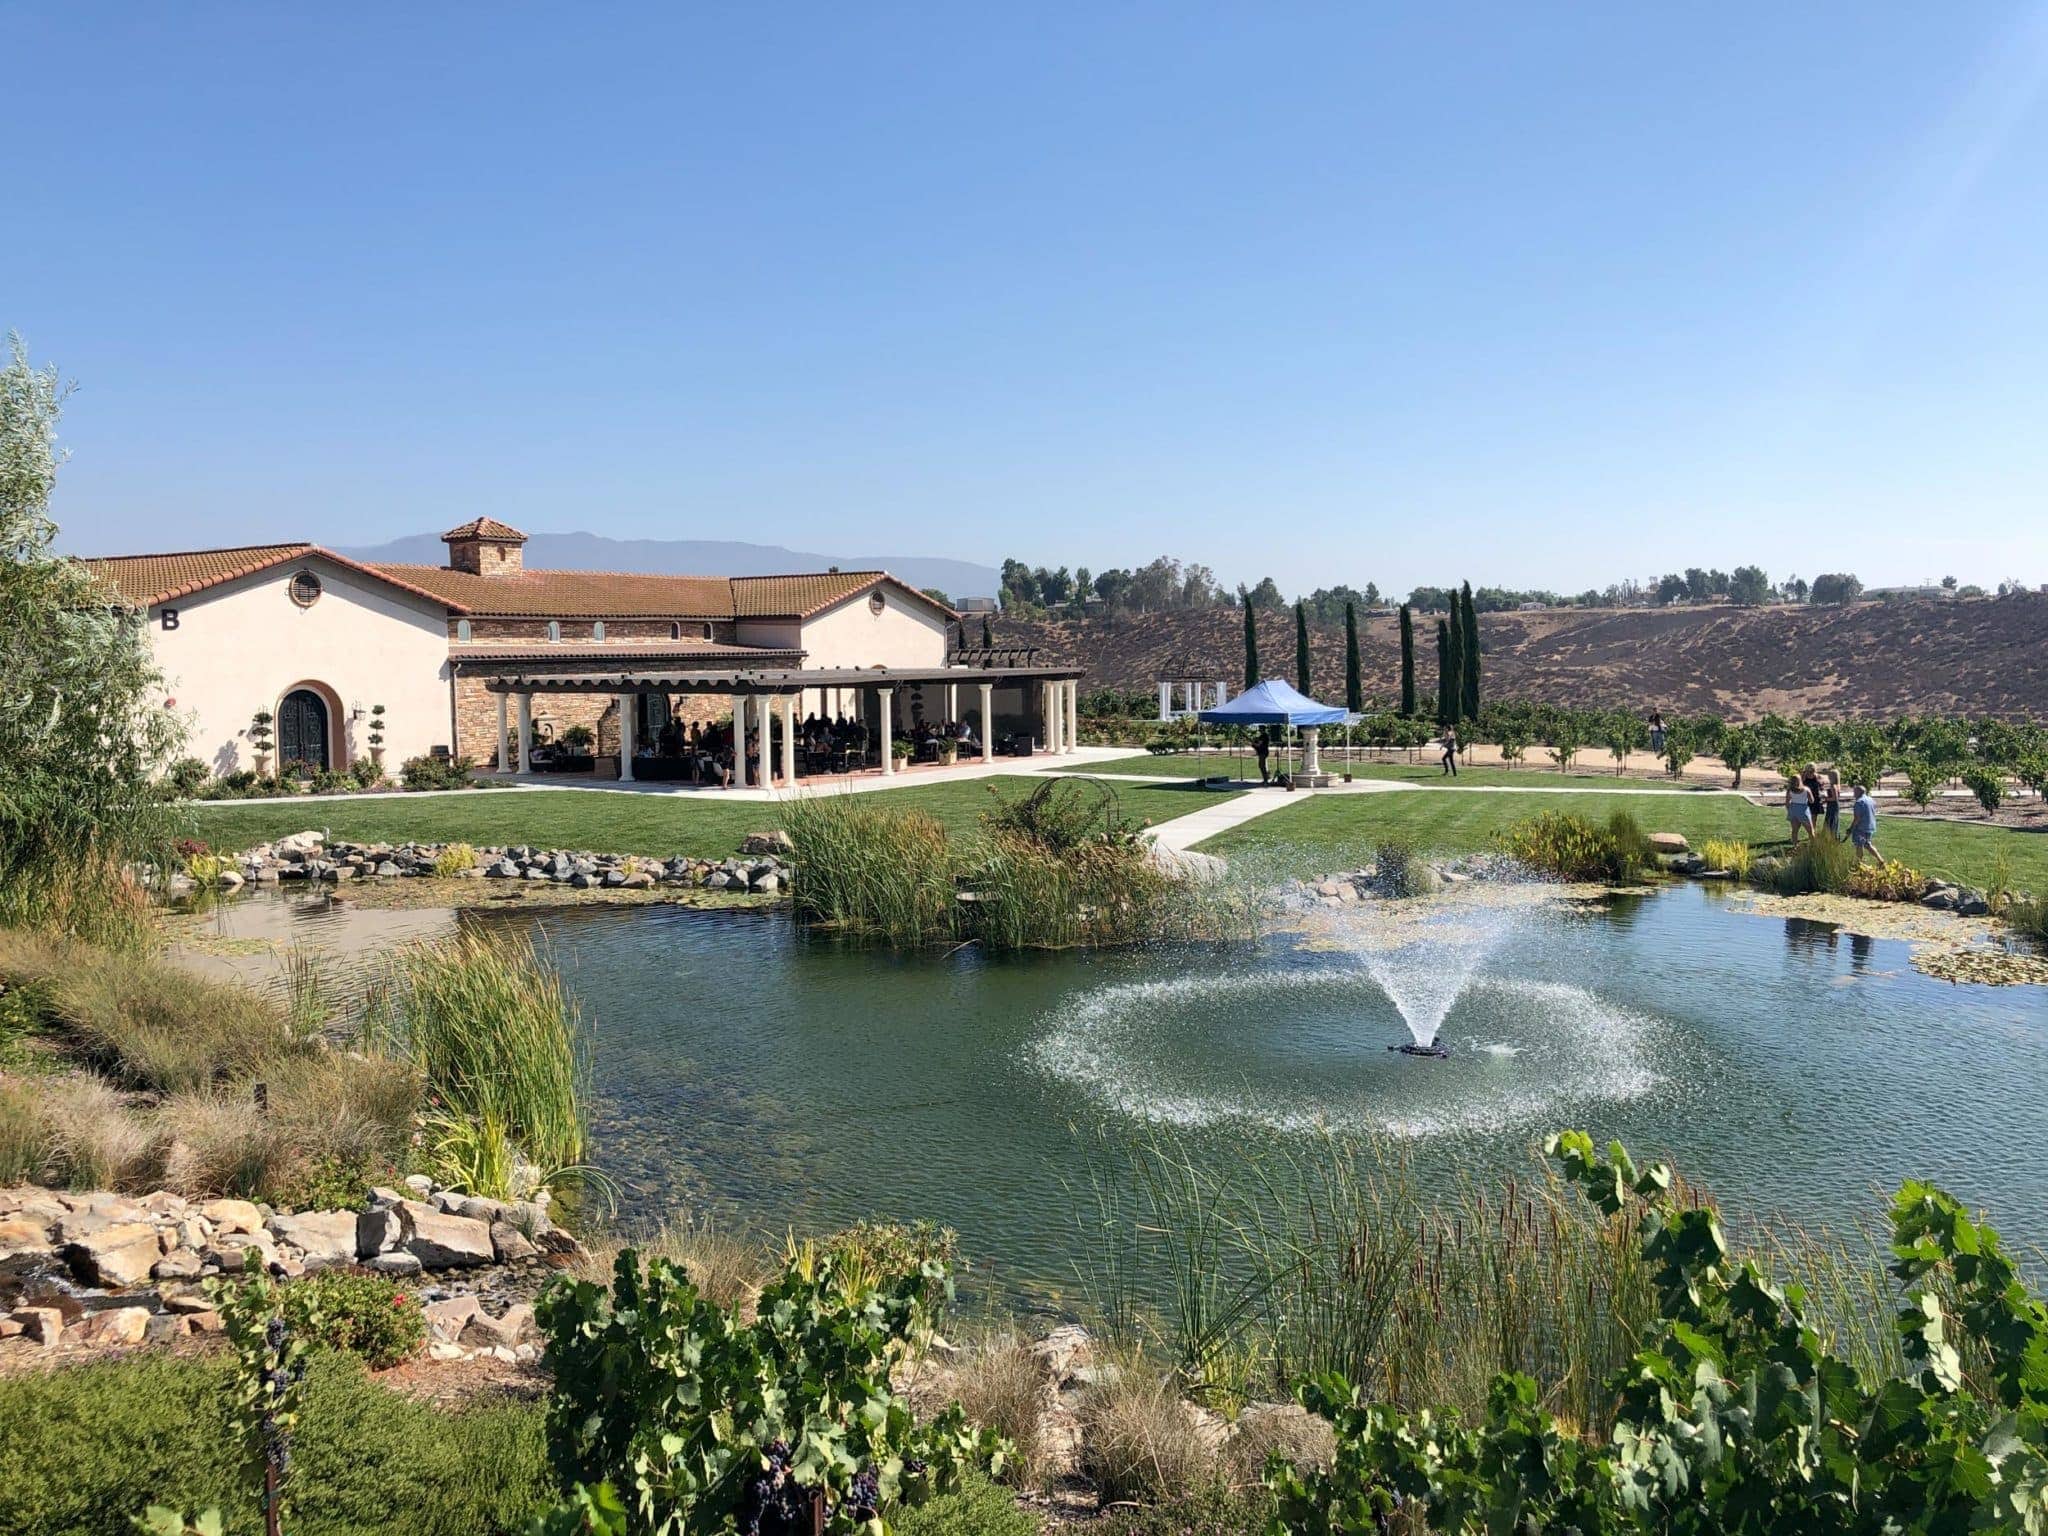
[1866,585,1948,602]
[954,596,1000,614]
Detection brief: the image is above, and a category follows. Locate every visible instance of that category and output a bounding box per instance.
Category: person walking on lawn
[1440,723,1460,776]
[1850,783,1882,864]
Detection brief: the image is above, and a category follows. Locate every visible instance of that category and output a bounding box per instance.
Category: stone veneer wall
[448,615,741,761]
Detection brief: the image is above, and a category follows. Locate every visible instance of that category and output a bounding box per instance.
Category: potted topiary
[368,703,386,767]
[248,709,274,777]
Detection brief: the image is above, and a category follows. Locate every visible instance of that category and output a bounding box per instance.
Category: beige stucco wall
[745,585,951,720]
[147,556,453,775]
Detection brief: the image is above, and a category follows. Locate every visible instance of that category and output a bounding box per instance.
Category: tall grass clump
[1769,830,1857,895]
[371,928,588,1197]
[1699,836,1753,880]
[783,795,958,945]
[1495,809,1651,884]
[0,927,302,1091]
[1072,1129,1871,1441]
[786,779,1260,952]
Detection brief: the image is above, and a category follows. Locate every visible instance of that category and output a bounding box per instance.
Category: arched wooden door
[278,688,330,772]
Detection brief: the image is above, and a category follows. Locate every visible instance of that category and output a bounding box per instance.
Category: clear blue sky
[11,3,2048,597]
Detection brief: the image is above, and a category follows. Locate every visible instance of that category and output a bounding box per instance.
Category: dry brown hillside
[994,594,2048,720]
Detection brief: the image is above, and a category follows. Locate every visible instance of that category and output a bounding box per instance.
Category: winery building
[82,520,1083,788]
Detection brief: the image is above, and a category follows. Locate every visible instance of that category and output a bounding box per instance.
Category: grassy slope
[1199,787,2048,892]
[1074,752,1698,790]
[185,777,1241,859]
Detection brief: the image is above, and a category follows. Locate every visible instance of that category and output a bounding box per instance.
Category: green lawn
[1198,788,2048,894]
[184,776,1242,859]
[1078,751,1702,791]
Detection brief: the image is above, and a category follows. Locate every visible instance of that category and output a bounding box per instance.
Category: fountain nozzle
[1389,1041,1451,1060]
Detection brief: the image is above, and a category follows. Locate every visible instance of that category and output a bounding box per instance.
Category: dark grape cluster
[837,1468,880,1524]
[738,1441,816,1536]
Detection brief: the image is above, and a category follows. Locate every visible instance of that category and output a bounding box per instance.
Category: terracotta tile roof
[79,545,465,611]
[441,517,527,543]
[79,543,959,624]
[730,571,960,620]
[374,564,738,617]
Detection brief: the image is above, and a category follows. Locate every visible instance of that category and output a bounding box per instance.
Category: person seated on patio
[955,720,978,750]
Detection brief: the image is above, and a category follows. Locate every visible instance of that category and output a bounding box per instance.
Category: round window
[868,590,886,615]
[289,570,323,608]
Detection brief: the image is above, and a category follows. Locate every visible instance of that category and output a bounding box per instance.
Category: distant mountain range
[336,531,999,600]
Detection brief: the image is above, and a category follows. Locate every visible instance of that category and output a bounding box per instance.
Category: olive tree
[0,333,184,940]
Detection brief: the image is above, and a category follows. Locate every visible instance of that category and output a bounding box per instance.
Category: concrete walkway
[1143,780,1409,853]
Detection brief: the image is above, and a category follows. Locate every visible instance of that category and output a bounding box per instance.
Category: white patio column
[878,688,896,775]
[618,695,635,781]
[1066,679,1079,751]
[495,694,509,772]
[1043,681,1058,753]
[731,696,748,789]
[978,682,994,763]
[1217,681,1231,706]
[1303,726,1322,775]
[516,693,533,775]
[1158,681,1172,722]
[754,694,772,787]
[945,681,958,724]
[780,695,797,787]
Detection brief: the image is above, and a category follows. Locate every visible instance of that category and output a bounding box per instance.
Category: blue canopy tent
[1197,680,1354,783]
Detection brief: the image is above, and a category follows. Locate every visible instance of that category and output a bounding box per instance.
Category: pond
[196,883,2048,1296]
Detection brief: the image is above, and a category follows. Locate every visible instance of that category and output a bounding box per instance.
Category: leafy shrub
[1096,1486,1273,1535]
[1845,857,1924,903]
[349,756,383,788]
[558,724,595,751]
[533,1244,1008,1532]
[402,754,475,791]
[163,758,212,799]
[1904,759,1943,808]
[1495,811,1648,883]
[893,1475,1040,1536]
[1271,1131,2048,1536]
[433,842,479,876]
[0,1351,551,1536]
[1963,764,2005,814]
[1698,836,1753,881]
[254,1268,426,1368]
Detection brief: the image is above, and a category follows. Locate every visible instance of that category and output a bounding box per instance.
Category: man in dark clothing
[1253,727,1271,784]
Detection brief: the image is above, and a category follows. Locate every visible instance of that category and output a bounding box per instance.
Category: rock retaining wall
[0,1175,583,1361]
[212,830,795,895]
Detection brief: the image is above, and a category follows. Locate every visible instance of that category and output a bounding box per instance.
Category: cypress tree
[1294,599,1312,694]
[1443,599,1464,724]
[1399,604,1417,716]
[1343,601,1363,713]
[1434,619,1453,724]
[1459,581,1481,720]
[980,615,993,649]
[1242,598,1260,687]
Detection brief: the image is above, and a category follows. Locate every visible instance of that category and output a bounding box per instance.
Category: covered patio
[461,658,1087,794]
